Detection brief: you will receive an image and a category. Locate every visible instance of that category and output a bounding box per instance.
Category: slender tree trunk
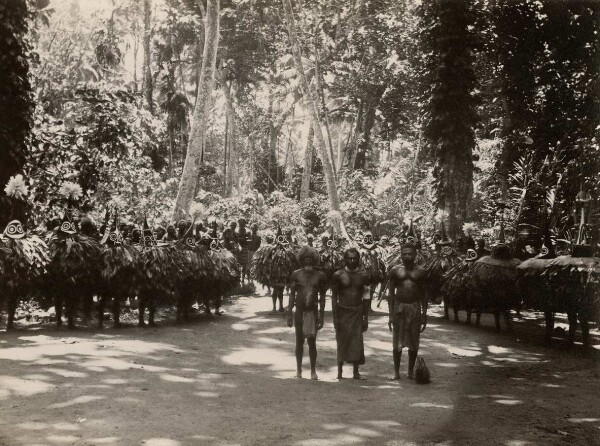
[221,81,237,197]
[268,122,278,192]
[300,123,314,200]
[314,41,336,180]
[354,88,384,170]
[345,101,363,169]
[282,0,343,215]
[222,113,228,195]
[172,0,220,220]
[339,115,355,171]
[132,5,139,94]
[336,120,348,171]
[142,0,153,113]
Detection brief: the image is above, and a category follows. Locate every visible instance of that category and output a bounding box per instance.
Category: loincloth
[393,301,421,351]
[295,310,317,339]
[335,304,365,365]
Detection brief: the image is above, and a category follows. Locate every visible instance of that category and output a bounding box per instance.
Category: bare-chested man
[286,246,327,380]
[332,248,370,380]
[388,243,428,380]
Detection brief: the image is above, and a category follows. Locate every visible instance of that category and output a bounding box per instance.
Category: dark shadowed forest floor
[0,292,599,446]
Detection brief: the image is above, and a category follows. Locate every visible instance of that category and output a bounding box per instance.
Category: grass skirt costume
[208,240,240,298]
[517,254,556,312]
[319,239,344,286]
[425,244,461,304]
[441,249,478,320]
[0,221,49,328]
[251,234,297,288]
[470,245,522,318]
[175,230,216,320]
[543,254,600,324]
[98,211,138,327]
[358,235,387,287]
[135,220,182,325]
[46,206,101,329]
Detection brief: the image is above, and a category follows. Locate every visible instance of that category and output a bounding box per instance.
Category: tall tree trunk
[0,0,32,227]
[221,80,237,197]
[344,101,363,169]
[132,1,139,94]
[172,0,220,221]
[300,124,314,200]
[354,87,384,170]
[313,41,336,180]
[335,120,347,172]
[222,112,228,195]
[142,0,153,113]
[282,0,343,217]
[268,121,278,192]
[419,0,476,238]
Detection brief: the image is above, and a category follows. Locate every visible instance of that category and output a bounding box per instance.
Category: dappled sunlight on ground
[0,375,54,400]
[1,294,599,445]
[293,420,405,446]
[142,439,181,446]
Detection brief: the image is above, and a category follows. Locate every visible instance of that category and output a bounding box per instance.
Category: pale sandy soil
[0,292,599,446]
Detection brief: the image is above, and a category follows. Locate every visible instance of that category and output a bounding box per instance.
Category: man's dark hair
[401,243,417,252]
[297,246,320,266]
[344,247,360,261]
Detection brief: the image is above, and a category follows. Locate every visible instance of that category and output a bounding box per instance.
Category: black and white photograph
[0,0,599,444]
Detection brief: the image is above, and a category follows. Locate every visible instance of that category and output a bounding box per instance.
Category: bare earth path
[0,293,599,446]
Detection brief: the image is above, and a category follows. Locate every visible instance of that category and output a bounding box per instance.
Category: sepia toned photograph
[0,0,599,444]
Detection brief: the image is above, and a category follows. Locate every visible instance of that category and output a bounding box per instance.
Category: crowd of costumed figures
[1,175,599,348]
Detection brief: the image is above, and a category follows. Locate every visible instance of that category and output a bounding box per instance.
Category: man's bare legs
[393,348,418,379]
[338,362,364,380]
[295,334,304,378]
[307,336,318,379]
[296,335,318,380]
[271,286,284,313]
[278,287,285,312]
[392,348,401,380]
[407,349,417,379]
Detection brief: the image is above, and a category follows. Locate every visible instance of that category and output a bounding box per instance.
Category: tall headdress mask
[181,220,196,248]
[466,249,478,262]
[142,216,157,247]
[275,226,288,246]
[101,209,123,246]
[362,231,375,248]
[58,209,77,235]
[3,220,25,239]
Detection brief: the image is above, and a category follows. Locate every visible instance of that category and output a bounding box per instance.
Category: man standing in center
[332,247,370,380]
[388,243,428,380]
[287,246,327,380]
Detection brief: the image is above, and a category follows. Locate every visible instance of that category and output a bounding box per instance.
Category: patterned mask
[3,220,25,239]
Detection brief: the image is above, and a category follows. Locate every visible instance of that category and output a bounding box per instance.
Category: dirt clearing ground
[0,294,599,446]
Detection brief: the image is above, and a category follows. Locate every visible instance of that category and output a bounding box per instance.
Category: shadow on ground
[0,292,598,445]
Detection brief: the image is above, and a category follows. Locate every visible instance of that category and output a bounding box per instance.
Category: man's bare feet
[389,375,401,380]
[311,372,319,380]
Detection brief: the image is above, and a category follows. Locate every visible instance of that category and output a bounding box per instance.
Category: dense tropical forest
[1,0,599,244]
